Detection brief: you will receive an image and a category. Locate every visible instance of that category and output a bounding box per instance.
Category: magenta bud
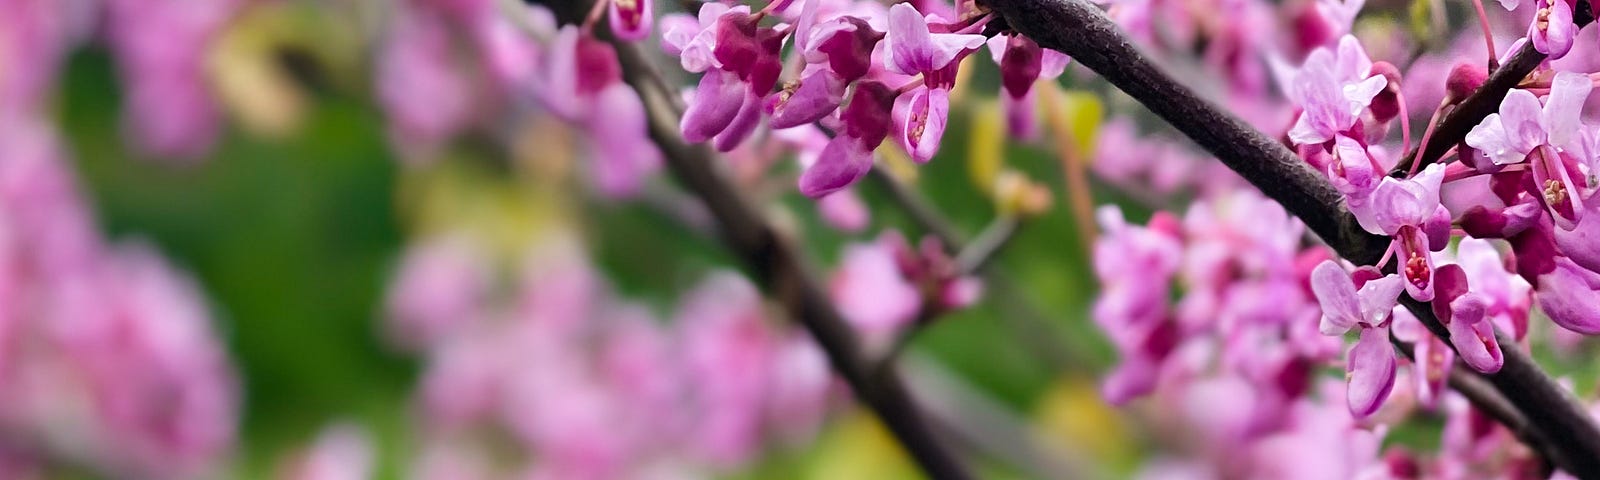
[1446,63,1488,102]
[1368,61,1404,122]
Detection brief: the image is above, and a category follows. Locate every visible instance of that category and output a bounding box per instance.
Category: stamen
[773,81,799,114]
[1544,178,1568,206]
[1405,254,1430,289]
[615,0,641,25]
[910,109,929,146]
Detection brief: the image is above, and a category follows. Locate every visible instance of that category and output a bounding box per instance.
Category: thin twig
[876,214,1022,370]
[868,169,968,247]
[984,0,1600,474]
[956,215,1021,274]
[867,169,1088,371]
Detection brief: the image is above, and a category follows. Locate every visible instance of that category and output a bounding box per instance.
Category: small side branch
[1388,0,1594,176]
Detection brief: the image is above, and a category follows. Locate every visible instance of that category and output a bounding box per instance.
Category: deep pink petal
[1447,293,1504,373]
[1536,259,1600,334]
[799,136,874,198]
[1554,206,1600,273]
[681,70,746,142]
[713,90,763,152]
[1399,228,1436,302]
[767,69,846,129]
[883,3,983,75]
[1356,273,1405,326]
[1368,164,1445,234]
[1465,113,1526,166]
[1532,146,1585,230]
[1530,0,1575,59]
[1499,89,1548,159]
[898,87,949,163]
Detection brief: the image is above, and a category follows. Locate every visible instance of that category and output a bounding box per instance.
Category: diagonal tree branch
[1391,336,1554,475]
[984,0,1600,475]
[595,25,977,480]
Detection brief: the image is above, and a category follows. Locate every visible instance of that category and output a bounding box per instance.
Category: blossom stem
[1407,100,1449,178]
[1042,84,1101,248]
[1471,0,1500,71]
[1376,239,1396,270]
[952,13,994,34]
[955,215,1021,274]
[897,76,928,95]
[580,0,609,34]
[1397,91,1413,162]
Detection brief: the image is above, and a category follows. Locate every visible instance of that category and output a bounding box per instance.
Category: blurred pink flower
[377,8,474,165]
[104,0,237,161]
[280,423,374,480]
[386,236,490,351]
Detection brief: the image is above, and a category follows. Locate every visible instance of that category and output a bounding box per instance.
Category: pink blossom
[883,3,985,162]
[831,238,923,339]
[1309,260,1404,417]
[376,8,473,164]
[609,0,654,41]
[280,423,373,480]
[1464,73,1591,229]
[104,0,237,161]
[385,236,489,350]
[1364,163,1449,301]
[1287,36,1388,146]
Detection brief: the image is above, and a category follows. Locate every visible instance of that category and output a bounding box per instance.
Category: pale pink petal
[1347,326,1397,418]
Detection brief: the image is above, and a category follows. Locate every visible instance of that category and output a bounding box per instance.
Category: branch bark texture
[984,0,1600,475]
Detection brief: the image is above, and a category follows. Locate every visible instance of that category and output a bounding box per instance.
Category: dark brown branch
[985,0,1600,475]
[1391,337,1554,475]
[601,31,975,480]
[1388,1,1594,177]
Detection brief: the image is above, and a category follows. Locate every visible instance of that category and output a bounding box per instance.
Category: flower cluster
[1090,193,1409,477]
[104,0,241,160]
[375,0,664,197]
[1092,193,1333,410]
[1271,19,1600,427]
[0,121,239,478]
[829,231,981,347]
[383,236,835,478]
[654,0,1066,198]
